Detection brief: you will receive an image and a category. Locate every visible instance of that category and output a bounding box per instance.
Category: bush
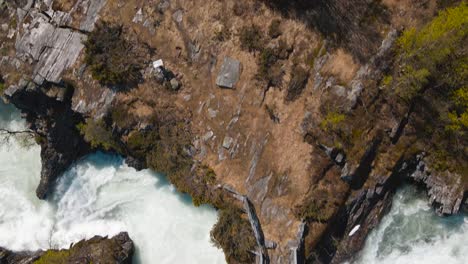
[395,2,467,101]
[84,22,142,86]
[211,205,257,263]
[286,66,309,101]
[392,2,467,174]
[119,110,220,206]
[320,112,346,132]
[257,48,279,81]
[268,19,282,38]
[446,86,468,132]
[239,24,264,52]
[213,26,231,42]
[77,118,121,152]
[257,40,292,86]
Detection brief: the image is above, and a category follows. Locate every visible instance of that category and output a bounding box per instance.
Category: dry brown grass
[321,48,359,85]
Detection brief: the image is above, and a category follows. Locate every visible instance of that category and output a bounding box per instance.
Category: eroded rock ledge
[0,232,134,264]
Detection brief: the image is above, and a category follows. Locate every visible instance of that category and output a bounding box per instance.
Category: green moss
[110,104,136,129]
[210,205,257,263]
[77,118,121,152]
[120,112,218,207]
[293,188,340,223]
[320,112,346,132]
[446,86,468,131]
[381,75,393,87]
[295,200,327,222]
[34,250,71,264]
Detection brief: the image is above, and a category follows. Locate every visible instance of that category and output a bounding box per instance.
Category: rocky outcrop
[0,232,134,264]
[344,29,398,111]
[2,0,107,199]
[15,12,86,85]
[312,151,467,263]
[409,154,466,215]
[14,0,107,85]
[5,80,90,199]
[0,248,42,264]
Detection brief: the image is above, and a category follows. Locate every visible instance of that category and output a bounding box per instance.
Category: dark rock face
[4,81,90,199]
[311,153,468,263]
[0,232,134,264]
[0,248,42,264]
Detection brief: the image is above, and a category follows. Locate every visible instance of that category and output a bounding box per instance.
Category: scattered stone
[335,153,345,165]
[223,136,234,149]
[80,0,107,32]
[203,131,214,141]
[188,41,201,61]
[154,69,165,84]
[172,10,183,23]
[208,108,218,119]
[133,8,143,23]
[216,57,241,89]
[169,78,181,91]
[332,85,347,97]
[153,59,164,69]
[218,146,226,161]
[265,240,277,249]
[158,0,170,13]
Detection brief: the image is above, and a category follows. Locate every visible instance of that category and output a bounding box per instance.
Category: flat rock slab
[216,57,241,89]
[15,0,107,85]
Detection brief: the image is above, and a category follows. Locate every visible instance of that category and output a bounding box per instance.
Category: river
[1,100,467,264]
[356,185,468,264]
[0,101,225,263]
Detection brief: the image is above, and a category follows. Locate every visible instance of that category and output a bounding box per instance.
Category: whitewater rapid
[0,102,225,263]
[356,185,468,264]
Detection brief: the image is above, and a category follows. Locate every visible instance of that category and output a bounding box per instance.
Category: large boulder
[216,57,242,89]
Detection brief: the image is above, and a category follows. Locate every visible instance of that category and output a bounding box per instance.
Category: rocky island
[0,0,466,263]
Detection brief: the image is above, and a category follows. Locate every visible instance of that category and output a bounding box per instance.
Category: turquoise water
[0,102,225,263]
[356,185,468,264]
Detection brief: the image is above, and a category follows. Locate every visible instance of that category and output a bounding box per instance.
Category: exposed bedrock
[308,147,467,264]
[2,0,107,199]
[4,79,91,199]
[0,232,134,264]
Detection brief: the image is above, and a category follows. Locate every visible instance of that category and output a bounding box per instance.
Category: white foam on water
[355,185,468,264]
[0,102,225,263]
